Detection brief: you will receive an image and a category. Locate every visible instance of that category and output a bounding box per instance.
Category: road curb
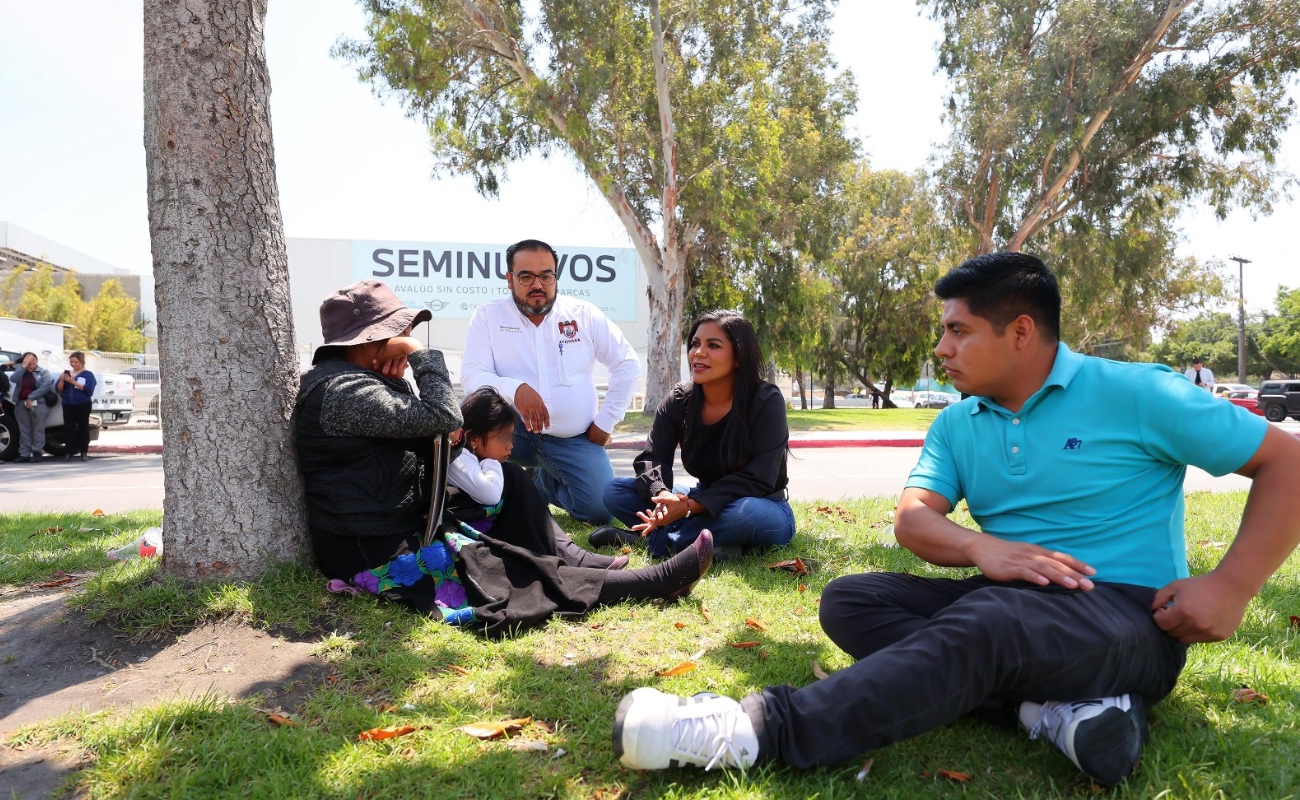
[89,431,1298,455]
[96,438,929,455]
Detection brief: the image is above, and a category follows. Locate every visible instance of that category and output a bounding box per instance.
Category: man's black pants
[742,573,1188,769]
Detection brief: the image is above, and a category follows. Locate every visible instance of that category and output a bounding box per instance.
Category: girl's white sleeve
[447,450,505,505]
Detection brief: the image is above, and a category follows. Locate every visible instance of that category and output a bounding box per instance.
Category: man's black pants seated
[743,573,1188,768]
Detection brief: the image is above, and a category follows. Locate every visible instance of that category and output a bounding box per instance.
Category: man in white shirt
[462,239,641,523]
[1184,358,1214,390]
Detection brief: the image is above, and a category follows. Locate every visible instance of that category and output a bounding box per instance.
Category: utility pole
[1229,256,1251,383]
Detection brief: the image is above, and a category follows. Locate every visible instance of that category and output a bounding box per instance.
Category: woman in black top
[598,310,795,558]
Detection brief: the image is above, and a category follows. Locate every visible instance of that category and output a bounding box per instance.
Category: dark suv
[1257,380,1300,423]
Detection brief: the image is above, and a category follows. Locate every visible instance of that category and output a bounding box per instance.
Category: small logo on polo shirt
[1063,438,1083,450]
[558,320,579,339]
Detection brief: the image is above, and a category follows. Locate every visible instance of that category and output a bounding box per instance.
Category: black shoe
[1021,694,1147,787]
[80,452,89,462]
[63,453,71,462]
[589,525,642,548]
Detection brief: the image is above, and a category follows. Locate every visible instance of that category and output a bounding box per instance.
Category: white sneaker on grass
[1019,694,1147,786]
[613,687,759,771]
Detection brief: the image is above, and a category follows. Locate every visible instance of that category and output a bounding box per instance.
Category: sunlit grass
[2,492,1297,799]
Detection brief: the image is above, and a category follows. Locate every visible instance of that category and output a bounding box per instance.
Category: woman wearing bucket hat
[295,280,713,637]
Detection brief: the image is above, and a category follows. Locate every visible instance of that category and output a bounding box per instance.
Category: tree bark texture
[143,0,307,582]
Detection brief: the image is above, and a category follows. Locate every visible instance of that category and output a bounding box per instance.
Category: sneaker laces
[1029,698,1125,743]
[672,710,749,771]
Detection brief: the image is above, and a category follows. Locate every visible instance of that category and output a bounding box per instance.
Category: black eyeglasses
[512,271,557,287]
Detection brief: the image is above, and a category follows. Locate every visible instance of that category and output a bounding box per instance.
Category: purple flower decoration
[352,570,380,595]
[388,552,423,586]
[435,580,467,609]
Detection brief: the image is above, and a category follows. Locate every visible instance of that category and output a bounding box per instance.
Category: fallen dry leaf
[457,717,531,739]
[938,769,972,783]
[745,617,769,632]
[1289,615,1299,629]
[446,664,470,676]
[700,602,714,624]
[32,577,73,589]
[766,557,810,576]
[358,724,419,741]
[590,622,605,630]
[92,509,105,516]
[812,660,830,680]
[533,720,555,734]
[729,641,761,649]
[855,757,874,782]
[656,661,697,677]
[674,622,686,629]
[29,526,63,537]
[1231,687,1269,705]
[798,583,807,593]
[266,713,297,727]
[813,504,857,524]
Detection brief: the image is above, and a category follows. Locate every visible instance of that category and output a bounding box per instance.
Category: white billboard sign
[350,240,640,320]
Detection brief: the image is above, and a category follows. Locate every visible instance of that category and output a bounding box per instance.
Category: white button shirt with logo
[462,295,641,438]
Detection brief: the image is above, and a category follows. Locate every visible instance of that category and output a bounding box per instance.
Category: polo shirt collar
[970,342,1083,416]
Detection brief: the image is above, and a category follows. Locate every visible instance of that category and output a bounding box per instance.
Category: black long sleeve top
[632,380,789,516]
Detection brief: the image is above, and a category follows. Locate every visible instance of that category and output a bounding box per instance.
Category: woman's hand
[631,491,691,534]
[449,428,463,446]
[373,336,422,379]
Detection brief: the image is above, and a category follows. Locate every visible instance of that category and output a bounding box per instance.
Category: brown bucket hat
[313,280,432,364]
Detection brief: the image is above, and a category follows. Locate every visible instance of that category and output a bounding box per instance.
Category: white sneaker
[1019,694,1147,786]
[613,688,759,771]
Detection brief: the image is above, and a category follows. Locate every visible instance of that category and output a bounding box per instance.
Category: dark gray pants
[743,573,1187,769]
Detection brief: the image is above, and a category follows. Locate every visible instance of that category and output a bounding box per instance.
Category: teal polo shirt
[906,343,1269,588]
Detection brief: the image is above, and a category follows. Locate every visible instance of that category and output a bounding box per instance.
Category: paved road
[0,440,1260,515]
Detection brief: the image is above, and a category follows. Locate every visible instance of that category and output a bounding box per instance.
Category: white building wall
[286,237,656,400]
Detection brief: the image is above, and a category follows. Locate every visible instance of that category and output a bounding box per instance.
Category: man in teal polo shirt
[611,252,1300,786]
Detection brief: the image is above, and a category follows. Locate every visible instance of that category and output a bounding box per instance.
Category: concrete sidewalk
[92,425,928,454]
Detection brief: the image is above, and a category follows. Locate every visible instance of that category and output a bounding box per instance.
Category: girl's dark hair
[460,387,519,442]
[70,351,86,362]
[684,310,764,470]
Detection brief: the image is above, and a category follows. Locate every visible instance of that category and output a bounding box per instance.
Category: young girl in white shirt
[450,387,632,569]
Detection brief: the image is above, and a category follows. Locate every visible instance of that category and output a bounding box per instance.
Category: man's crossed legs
[615,573,1187,786]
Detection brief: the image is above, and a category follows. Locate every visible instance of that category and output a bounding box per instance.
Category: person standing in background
[462,238,640,524]
[57,351,97,462]
[1184,358,1214,390]
[9,352,55,462]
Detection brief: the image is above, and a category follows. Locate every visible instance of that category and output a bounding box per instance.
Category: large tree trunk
[143,0,306,582]
[822,377,836,409]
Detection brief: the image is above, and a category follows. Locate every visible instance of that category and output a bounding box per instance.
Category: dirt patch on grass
[0,589,328,799]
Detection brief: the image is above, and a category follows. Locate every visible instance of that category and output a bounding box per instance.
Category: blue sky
[1,0,1295,316]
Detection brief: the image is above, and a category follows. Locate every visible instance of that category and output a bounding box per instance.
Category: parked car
[1211,383,1256,399]
[0,349,101,460]
[1257,379,1300,423]
[122,366,161,420]
[914,391,956,409]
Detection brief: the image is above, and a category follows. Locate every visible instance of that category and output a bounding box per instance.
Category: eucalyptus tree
[337,0,854,404]
[930,0,1300,253]
[831,167,945,407]
[927,0,1296,350]
[144,0,306,581]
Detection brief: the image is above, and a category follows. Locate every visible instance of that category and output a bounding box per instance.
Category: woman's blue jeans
[602,477,795,558]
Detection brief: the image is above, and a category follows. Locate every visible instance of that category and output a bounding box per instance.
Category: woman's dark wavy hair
[683,310,764,470]
[460,387,518,443]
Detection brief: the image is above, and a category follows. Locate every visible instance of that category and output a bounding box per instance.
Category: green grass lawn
[616,406,939,435]
[2,495,1297,799]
